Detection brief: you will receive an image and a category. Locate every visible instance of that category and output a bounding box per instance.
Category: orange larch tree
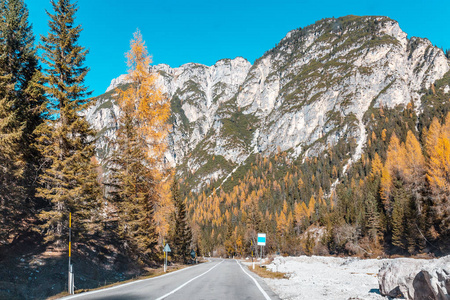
[426,119,450,235]
[107,29,170,258]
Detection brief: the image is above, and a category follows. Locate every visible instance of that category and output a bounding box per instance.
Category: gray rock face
[86,16,450,191]
[378,256,450,299]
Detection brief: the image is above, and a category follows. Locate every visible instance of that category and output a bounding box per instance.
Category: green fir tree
[171,179,192,263]
[0,0,44,242]
[36,0,100,245]
[391,183,408,251]
[107,109,159,258]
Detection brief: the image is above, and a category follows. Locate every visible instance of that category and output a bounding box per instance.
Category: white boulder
[378,256,450,299]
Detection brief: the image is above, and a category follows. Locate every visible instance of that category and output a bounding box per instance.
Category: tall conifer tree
[36,0,101,245]
[108,108,159,255]
[0,0,44,241]
[171,179,192,262]
[107,30,170,258]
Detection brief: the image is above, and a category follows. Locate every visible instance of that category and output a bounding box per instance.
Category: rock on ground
[378,256,450,300]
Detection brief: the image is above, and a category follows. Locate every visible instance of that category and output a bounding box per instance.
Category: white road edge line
[61,260,209,300]
[236,260,272,300]
[155,259,224,300]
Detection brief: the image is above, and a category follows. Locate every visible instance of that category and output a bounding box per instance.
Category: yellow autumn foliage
[119,30,170,176]
[403,131,425,184]
[427,133,450,195]
[370,153,383,177]
[118,30,171,243]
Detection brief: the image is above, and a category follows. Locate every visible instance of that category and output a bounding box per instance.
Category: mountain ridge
[86,15,450,193]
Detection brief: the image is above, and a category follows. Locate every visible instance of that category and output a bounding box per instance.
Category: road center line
[236,260,272,300]
[155,259,224,300]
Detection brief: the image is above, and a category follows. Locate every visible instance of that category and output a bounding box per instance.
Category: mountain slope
[86,15,449,194]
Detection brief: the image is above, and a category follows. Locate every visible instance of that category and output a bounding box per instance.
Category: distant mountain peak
[88,15,450,192]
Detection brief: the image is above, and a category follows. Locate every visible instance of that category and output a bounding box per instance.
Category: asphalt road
[62,259,280,300]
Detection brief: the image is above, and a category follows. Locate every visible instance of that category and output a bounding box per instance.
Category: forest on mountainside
[183,71,450,258]
[1,1,450,298]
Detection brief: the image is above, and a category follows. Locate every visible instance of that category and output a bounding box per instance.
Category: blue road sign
[164,244,171,252]
[257,233,266,246]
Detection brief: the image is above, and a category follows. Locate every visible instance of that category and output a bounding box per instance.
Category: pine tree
[370,153,383,178]
[224,222,235,257]
[391,180,411,252]
[108,110,158,256]
[385,132,406,178]
[424,118,441,156]
[0,69,24,241]
[404,131,425,194]
[391,192,405,250]
[36,0,101,245]
[381,133,407,215]
[426,132,450,235]
[106,29,170,259]
[0,0,44,241]
[365,192,380,242]
[304,232,314,256]
[171,179,192,263]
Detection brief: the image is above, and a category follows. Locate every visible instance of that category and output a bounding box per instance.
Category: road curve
[61,259,280,300]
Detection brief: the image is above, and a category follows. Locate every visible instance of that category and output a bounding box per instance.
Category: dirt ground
[0,231,148,300]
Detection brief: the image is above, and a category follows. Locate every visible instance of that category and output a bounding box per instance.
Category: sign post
[163,243,171,272]
[190,250,197,264]
[68,212,74,295]
[257,233,266,266]
[251,240,255,269]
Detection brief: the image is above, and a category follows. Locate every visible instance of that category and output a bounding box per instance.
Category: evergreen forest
[0,1,191,294]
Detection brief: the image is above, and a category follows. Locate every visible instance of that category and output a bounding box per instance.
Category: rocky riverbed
[258,255,449,300]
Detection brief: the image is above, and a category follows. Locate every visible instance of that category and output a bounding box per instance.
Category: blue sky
[26,0,449,97]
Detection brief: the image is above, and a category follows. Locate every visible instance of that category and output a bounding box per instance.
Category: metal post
[71,265,75,295]
[164,251,167,272]
[163,239,165,273]
[251,240,255,269]
[69,264,74,294]
[68,268,72,294]
[260,245,262,266]
[68,212,73,294]
[163,239,167,273]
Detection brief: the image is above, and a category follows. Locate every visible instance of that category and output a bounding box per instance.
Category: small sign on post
[257,233,266,265]
[190,250,197,264]
[68,212,74,295]
[163,243,171,272]
[257,233,266,246]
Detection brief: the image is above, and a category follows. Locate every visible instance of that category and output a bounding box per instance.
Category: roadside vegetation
[0,0,193,298]
[248,264,287,279]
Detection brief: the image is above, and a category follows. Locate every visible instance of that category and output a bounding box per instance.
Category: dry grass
[248,264,287,279]
[47,292,69,300]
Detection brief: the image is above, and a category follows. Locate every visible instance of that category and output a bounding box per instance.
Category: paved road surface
[62,259,280,300]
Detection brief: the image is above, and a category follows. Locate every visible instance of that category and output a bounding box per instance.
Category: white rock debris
[259,255,450,300]
[262,256,387,300]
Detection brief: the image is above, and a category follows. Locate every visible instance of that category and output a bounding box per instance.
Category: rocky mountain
[85,15,450,192]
